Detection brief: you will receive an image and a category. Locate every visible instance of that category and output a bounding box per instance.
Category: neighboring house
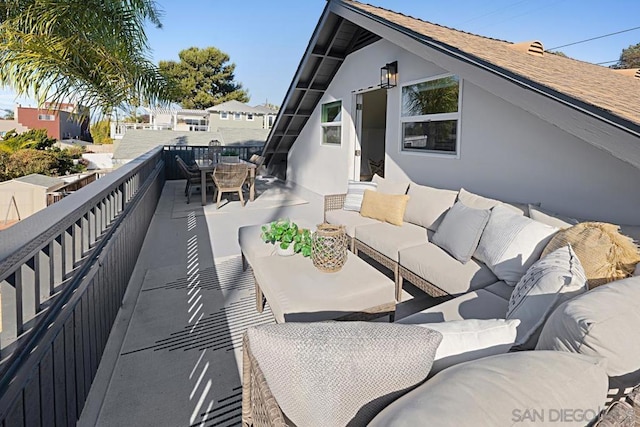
[112,101,277,139]
[0,172,99,224]
[0,174,65,222]
[112,128,269,166]
[207,100,272,130]
[264,0,640,225]
[0,103,91,140]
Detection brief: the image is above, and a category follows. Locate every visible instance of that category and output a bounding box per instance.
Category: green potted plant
[220,149,240,163]
[261,219,312,257]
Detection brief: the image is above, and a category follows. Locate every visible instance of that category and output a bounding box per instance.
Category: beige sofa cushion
[372,173,410,195]
[356,222,428,262]
[457,187,530,216]
[360,190,410,226]
[398,243,497,296]
[324,209,379,237]
[483,281,515,300]
[399,287,509,324]
[403,183,457,231]
[369,351,609,427]
[247,322,442,427]
[537,276,640,378]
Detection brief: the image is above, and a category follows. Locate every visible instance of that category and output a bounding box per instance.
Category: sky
[1,0,639,112]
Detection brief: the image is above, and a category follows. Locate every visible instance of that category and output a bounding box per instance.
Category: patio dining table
[195,159,256,206]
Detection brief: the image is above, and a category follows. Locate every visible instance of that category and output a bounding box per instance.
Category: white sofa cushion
[403,183,457,231]
[399,243,497,295]
[507,245,588,349]
[343,180,377,211]
[369,351,609,427]
[537,275,640,378]
[404,319,519,375]
[247,322,442,427]
[355,222,427,262]
[399,287,509,324]
[483,281,515,300]
[324,209,379,237]
[431,201,491,263]
[372,173,410,195]
[475,204,558,285]
[528,204,579,229]
[457,187,529,216]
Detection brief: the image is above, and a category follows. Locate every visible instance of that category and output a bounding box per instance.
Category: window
[400,75,461,155]
[234,112,242,120]
[246,113,254,121]
[38,114,55,121]
[220,111,228,120]
[321,100,342,145]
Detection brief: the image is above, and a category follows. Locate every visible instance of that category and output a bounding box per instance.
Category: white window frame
[320,99,342,146]
[220,111,228,120]
[38,114,55,121]
[246,113,254,121]
[233,112,242,121]
[399,74,462,158]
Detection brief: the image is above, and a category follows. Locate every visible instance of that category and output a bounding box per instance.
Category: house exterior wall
[17,108,61,139]
[287,39,640,225]
[209,112,265,129]
[15,107,90,140]
[0,119,28,137]
[58,111,89,139]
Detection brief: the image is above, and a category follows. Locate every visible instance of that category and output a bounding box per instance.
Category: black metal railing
[0,147,165,426]
[163,143,264,180]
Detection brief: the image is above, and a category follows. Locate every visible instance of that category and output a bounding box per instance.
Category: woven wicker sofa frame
[323,194,451,301]
[241,331,640,427]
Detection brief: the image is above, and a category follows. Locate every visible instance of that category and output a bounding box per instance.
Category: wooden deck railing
[0,147,165,426]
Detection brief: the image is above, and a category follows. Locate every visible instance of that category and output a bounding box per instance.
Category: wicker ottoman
[251,253,396,323]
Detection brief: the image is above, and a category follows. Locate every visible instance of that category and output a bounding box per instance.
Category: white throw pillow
[507,245,587,349]
[475,204,558,285]
[372,174,410,195]
[343,180,378,212]
[417,319,520,374]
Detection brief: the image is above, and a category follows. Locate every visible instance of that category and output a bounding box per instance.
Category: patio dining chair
[175,155,214,204]
[212,163,249,209]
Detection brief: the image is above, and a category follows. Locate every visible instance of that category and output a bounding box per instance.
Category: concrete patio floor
[78,178,438,427]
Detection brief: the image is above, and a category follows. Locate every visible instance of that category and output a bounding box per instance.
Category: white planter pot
[276,244,295,257]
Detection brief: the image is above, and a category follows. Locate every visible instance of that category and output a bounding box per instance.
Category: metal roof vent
[511,40,544,57]
[612,68,640,80]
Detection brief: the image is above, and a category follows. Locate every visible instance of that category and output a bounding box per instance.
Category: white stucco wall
[287,39,640,225]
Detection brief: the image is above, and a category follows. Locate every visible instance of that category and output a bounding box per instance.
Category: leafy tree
[0,129,85,180]
[0,129,56,152]
[90,120,113,144]
[0,0,171,116]
[159,46,249,109]
[1,109,14,120]
[613,42,640,69]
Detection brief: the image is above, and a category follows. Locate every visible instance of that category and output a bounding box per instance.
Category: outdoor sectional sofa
[241,175,640,426]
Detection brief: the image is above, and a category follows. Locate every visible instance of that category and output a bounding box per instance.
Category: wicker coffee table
[251,253,396,323]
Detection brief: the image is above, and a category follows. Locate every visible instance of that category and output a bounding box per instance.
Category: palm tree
[0,0,171,116]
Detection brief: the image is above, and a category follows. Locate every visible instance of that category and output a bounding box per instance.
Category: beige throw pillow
[360,189,410,226]
[542,222,640,289]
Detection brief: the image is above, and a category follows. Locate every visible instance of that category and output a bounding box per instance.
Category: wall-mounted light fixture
[380,61,398,89]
